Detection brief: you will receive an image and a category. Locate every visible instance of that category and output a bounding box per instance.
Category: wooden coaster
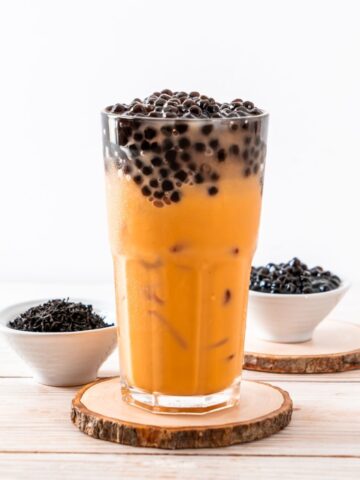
[244,320,360,374]
[71,377,292,449]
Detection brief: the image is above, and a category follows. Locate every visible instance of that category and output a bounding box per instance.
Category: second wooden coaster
[71,377,292,449]
[244,320,360,374]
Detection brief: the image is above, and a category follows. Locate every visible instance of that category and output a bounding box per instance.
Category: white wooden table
[0,282,359,479]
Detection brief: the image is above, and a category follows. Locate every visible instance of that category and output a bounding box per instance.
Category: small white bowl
[247,281,350,343]
[0,298,117,386]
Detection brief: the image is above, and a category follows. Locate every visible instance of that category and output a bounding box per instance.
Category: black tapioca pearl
[133,174,143,185]
[254,149,260,160]
[244,136,252,145]
[110,103,126,114]
[188,162,197,171]
[135,158,143,169]
[242,121,249,130]
[169,160,180,171]
[189,91,200,97]
[199,100,209,110]
[174,170,188,182]
[165,112,177,118]
[162,179,174,192]
[194,173,204,184]
[164,106,178,114]
[242,149,249,161]
[183,99,195,108]
[149,111,162,117]
[162,138,173,151]
[161,88,173,95]
[144,128,157,140]
[253,164,259,174]
[190,105,202,116]
[255,136,261,146]
[155,98,166,106]
[175,123,188,134]
[123,164,132,175]
[132,120,141,130]
[160,93,171,100]
[243,167,251,177]
[250,146,255,155]
[217,149,227,162]
[151,156,162,167]
[150,142,161,153]
[180,151,191,162]
[208,186,218,196]
[210,172,219,181]
[230,122,239,131]
[303,286,313,294]
[118,130,128,146]
[243,100,254,110]
[159,168,169,178]
[170,191,181,203]
[206,104,220,114]
[165,149,177,162]
[133,132,143,142]
[178,137,191,149]
[154,190,164,199]
[122,126,132,137]
[209,139,219,149]
[131,103,145,114]
[141,185,151,196]
[141,140,151,151]
[149,178,159,188]
[223,289,231,304]
[194,142,206,152]
[142,166,153,176]
[229,144,240,155]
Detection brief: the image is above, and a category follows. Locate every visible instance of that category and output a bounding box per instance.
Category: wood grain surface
[244,320,360,373]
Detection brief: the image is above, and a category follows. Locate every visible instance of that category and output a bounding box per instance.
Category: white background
[1,0,359,283]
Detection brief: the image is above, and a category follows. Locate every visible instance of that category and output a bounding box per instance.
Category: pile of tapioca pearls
[106,91,266,206]
[106,89,264,119]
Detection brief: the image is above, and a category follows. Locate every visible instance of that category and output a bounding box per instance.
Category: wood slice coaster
[244,320,360,374]
[71,377,292,449]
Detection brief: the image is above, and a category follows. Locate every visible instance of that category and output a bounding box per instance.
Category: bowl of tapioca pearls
[247,257,350,343]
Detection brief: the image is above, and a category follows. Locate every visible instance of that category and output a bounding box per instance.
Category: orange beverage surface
[106,167,263,396]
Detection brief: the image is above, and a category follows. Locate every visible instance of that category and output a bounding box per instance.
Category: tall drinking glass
[102,109,268,413]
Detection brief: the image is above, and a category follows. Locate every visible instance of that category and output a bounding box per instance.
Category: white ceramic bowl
[247,281,350,343]
[0,298,117,386]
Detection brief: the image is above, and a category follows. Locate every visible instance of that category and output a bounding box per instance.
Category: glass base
[121,378,241,415]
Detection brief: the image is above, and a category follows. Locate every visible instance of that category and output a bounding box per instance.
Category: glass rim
[101,108,269,122]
